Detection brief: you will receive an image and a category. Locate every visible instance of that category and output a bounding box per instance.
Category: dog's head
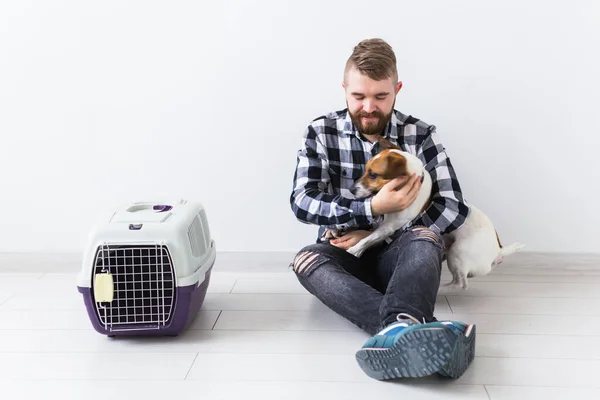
[350,138,411,199]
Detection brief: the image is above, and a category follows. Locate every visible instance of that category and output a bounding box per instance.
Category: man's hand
[330,230,372,250]
[370,173,422,216]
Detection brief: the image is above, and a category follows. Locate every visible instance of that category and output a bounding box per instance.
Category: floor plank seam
[444,296,453,312]
[483,385,492,400]
[211,311,223,330]
[229,279,238,294]
[183,353,199,380]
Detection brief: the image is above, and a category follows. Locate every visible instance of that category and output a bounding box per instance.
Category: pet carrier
[76,199,216,337]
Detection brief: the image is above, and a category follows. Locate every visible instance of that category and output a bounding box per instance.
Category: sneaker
[437,322,476,379]
[355,313,476,380]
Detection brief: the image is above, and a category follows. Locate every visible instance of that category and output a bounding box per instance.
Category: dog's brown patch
[378,151,407,180]
[357,149,409,193]
[495,230,503,248]
[377,137,401,150]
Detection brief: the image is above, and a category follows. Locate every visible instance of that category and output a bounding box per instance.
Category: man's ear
[396,81,403,94]
[378,137,400,150]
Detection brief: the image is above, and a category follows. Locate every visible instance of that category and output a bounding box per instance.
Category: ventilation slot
[199,209,211,249]
[188,215,206,257]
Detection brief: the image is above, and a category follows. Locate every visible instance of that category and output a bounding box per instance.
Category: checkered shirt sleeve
[409,125,470,235]
[289,124,375,229]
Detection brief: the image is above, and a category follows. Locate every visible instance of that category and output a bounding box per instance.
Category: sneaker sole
[355,325,459,380]
[439,324,476,379]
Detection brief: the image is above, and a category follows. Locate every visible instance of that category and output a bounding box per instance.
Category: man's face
[343,66,402,137]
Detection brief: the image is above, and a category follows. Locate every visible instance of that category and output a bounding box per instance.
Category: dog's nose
[349,186,357,195]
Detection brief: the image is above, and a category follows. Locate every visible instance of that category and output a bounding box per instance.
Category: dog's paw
[322,228,343,241]
[346,245,365,258]
[443,281,468,291]
[444,271,469,290]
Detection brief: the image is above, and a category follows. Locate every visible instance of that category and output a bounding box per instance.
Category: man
[289,38,475,380]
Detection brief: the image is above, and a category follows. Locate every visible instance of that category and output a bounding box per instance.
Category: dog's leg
[322,228,343,241]
[445,268,468,290]
[346,218,410,258]
[346,227,392,258]
[460,273,468,290]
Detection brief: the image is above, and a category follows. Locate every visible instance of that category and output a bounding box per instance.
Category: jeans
[291,226,445,336]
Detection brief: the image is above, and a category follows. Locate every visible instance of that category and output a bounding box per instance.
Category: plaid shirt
[290,108,470,239]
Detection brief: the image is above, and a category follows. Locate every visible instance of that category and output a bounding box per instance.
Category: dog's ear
[377,137,400,150]
[383,151,408,179]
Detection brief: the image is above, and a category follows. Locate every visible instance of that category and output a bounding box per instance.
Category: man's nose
[363,100,376,113]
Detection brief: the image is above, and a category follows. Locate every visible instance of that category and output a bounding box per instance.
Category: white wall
[1,0,598,254]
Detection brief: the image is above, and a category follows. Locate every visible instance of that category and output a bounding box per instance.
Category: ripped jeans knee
[409,225,443,243]
[290,244,331,277]
[399,225,446,255]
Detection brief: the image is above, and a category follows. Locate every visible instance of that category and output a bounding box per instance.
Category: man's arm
[290,124,375,229]
[409,126,470,234]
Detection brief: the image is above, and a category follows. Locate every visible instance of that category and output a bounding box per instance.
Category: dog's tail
[492,242,525,267]
[500,242,525,257]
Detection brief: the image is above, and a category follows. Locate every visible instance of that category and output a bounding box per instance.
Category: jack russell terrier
[323,138,524,289]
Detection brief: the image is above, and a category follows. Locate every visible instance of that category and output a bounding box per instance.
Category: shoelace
[396,312,426,324]
[396,312,466,336]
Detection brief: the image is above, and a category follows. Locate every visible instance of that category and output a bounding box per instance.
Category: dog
[323,138,524,289]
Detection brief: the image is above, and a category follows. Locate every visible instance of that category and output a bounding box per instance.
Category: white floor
[1,251,600,400]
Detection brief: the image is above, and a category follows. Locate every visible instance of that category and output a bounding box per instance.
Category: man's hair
[344,38,398,82]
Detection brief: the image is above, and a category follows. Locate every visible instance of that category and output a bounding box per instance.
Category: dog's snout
[349,181,373,199]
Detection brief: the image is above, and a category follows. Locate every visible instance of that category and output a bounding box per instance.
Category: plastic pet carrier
[76,199,216,337]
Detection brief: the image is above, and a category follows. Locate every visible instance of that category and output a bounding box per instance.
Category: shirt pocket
[329,162,364,187]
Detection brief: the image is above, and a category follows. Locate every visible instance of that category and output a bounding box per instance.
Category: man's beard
[347,103,393,137]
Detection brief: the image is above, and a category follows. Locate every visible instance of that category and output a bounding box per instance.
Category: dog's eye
[368,172,378,179]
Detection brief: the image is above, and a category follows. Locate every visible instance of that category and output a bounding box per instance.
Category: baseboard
[0,250,599,273]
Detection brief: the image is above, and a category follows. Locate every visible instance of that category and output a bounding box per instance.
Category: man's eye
[355,96,365,100]
[376,96,387,100]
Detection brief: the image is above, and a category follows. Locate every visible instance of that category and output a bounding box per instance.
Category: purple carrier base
[77,268,213,337]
